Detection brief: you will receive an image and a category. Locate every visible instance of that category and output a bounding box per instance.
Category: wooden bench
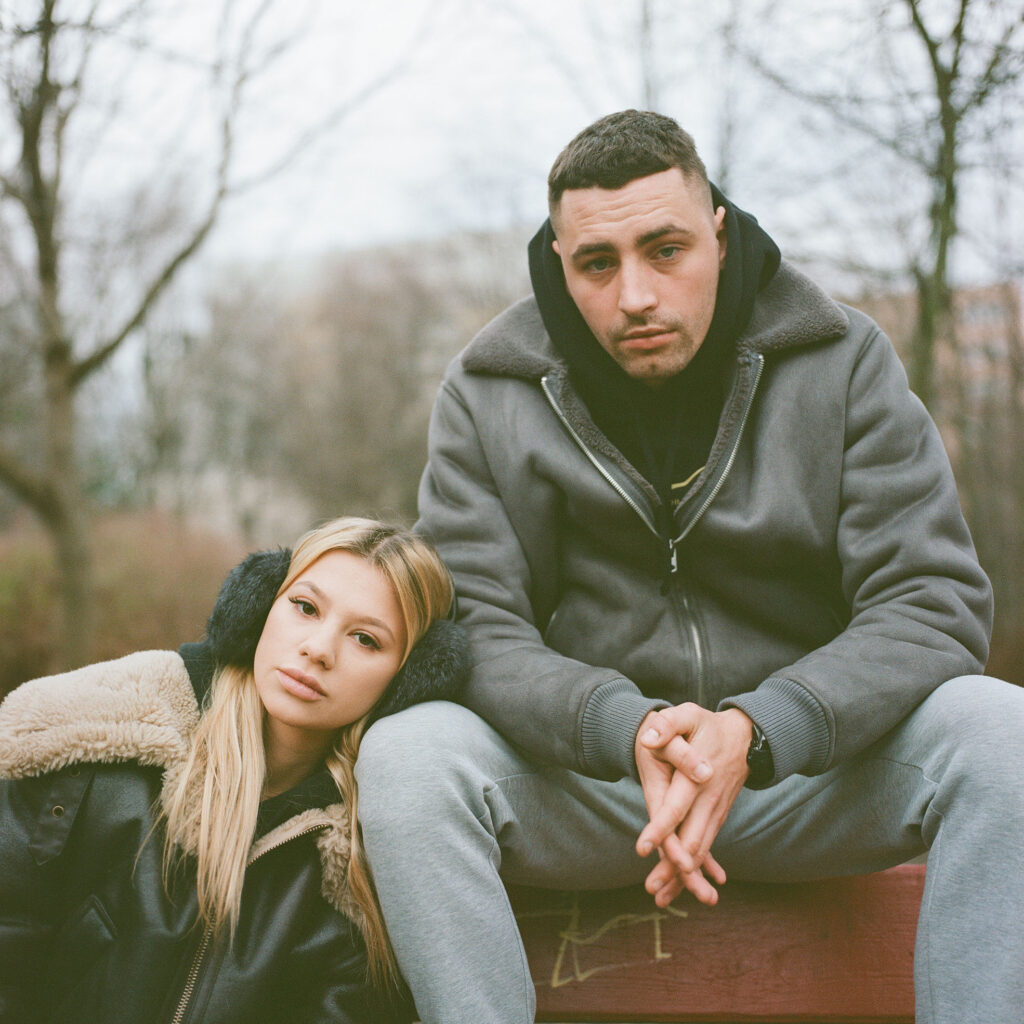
[510,864,924,1023]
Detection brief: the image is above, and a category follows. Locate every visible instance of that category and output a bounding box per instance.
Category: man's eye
[655,245,682,260]
[583,257,613,273]
[354,632,381,650]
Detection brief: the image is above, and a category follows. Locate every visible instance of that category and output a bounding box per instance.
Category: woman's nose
[300,624,336,668]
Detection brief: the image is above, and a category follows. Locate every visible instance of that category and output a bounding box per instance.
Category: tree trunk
[51,492,94,671]
[43,326,95,671]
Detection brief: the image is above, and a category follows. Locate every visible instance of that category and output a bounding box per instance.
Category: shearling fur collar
[0,651,363,930]
[461,260,848,380]
[0,650,200,777]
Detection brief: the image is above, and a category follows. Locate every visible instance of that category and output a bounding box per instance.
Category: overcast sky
[193,0,736,263]
[4,0,1019,289]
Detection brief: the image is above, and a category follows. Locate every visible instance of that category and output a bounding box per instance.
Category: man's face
[552,168,727,387]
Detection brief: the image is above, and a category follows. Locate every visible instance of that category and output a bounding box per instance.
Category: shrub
[0,510,247,697]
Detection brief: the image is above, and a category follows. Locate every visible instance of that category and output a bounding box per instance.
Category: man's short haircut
[548,109,711,218]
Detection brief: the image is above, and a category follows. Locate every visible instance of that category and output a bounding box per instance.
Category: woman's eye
[290,597,317,616]
[354,632,381,650]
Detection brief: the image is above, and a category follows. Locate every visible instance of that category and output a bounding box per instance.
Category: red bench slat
[511,864,924,1023]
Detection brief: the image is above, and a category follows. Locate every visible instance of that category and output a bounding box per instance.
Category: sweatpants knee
[913,675,1024,832]
[922,674,1024,761]
[355,700,511,842]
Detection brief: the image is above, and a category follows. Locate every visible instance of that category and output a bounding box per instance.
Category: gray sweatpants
[356,675,1024,1024]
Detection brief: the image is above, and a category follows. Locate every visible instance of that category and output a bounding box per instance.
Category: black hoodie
[528,182,780,533]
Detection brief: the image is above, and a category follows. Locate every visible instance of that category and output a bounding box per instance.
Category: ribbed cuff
[719,677,831,783]
[581,679,670,781]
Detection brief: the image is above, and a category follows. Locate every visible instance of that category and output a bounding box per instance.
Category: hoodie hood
[527,182,782,510]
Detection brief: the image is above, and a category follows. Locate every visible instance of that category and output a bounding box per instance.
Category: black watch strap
[745,721,775,790]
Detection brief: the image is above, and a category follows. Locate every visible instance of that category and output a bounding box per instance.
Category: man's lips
[278,668,327,700]
[619,327,673,350]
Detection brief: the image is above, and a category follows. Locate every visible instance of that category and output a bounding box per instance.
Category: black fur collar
[186,548,468,721]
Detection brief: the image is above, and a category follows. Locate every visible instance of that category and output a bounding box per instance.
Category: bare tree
[0,0,421,670]
[486,0,716,118]
[735,0,1024,411]
[132,228,531,544]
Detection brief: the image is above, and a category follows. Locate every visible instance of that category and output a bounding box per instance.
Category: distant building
[847,280,1023,405]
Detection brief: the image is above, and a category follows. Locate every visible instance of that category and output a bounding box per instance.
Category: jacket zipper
[541,375,659,537]
[170,926,212,1024]
[667,355,764,697]
[668,353,765,566]
[677,587,707,707]
[167,824,329,1024]
[543,356,764,706]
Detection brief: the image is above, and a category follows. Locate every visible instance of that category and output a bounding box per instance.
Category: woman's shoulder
[0,650,199,780]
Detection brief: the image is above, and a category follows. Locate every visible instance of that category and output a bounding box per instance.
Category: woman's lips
[277,668,327,700]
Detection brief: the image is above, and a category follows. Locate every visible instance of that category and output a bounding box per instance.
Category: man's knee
[358,700,474,788]
[356,700,515,833]
[922,674,1024,750]
[356,702,473,848]
[915,674,1024,811]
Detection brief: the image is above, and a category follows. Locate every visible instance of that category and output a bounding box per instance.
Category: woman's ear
[205,548,292,668]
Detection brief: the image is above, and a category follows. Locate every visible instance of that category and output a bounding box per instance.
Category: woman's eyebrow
[293,580,397,640]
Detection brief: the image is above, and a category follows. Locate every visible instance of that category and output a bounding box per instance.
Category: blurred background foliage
[1,0,1022,695]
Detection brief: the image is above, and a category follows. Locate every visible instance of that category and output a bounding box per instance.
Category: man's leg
[714,674,1024,1024]
[358,677,1024,1024]
[356,700,652,1024]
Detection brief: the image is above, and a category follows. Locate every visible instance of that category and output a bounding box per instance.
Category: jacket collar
[0,650,200,779]
[0,651,364,931]
[461,260,848,381]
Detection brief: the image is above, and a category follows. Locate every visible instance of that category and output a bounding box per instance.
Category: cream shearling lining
[0,651,363,930]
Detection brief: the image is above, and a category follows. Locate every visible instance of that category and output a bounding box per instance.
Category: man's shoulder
[745,261,855,356]
[455,295,560,381]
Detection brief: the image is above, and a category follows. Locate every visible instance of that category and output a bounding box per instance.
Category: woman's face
[253,550,408,751]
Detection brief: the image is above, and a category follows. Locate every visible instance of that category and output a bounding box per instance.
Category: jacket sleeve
[416,375,665,778]
[723,323,993,782]
[0,772,73,1024]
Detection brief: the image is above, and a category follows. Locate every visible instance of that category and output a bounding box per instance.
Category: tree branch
[68,0,301,385]
[963,15,1024,112]
[231,1,436,194]
[0,443,54,515]
[736,43,932,169]
[0,170,25,203]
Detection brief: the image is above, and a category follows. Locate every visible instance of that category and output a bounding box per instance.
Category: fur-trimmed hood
[0,650,364,929]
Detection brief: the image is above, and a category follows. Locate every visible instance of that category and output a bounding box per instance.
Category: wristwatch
[745,721,775,790]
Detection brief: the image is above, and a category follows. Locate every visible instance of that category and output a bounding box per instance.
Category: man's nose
[617,260,656,317]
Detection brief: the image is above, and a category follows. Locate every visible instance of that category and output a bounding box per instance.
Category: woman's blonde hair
[161,517,453,988]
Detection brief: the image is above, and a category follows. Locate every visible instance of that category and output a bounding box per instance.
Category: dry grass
[0,510,248,696]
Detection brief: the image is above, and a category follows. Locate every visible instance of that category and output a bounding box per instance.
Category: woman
[0,516,467,1024]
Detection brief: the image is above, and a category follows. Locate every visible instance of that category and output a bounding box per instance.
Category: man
[355,110,1023,1023]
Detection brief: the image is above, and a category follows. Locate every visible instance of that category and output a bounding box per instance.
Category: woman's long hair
[161,517,454,988]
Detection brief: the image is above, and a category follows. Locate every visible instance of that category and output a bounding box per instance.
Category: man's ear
[552,238,561,256]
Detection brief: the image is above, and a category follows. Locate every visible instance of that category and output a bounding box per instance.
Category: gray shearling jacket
[416,260,993,785]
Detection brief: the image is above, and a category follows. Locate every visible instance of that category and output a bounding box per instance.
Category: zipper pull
[667,537,680,576]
